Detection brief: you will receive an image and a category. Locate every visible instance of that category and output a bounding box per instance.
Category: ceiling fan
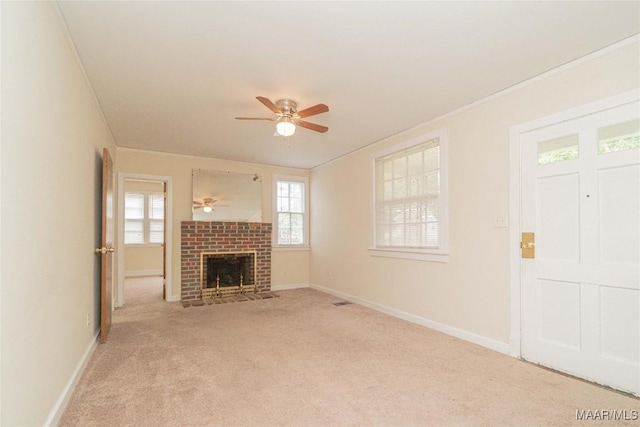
[235,96,329,136]
[193,198,229,213]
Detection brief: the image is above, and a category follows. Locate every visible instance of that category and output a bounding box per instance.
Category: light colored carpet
[60,278,639,426]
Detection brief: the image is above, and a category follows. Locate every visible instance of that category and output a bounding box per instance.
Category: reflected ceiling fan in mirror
[235,96,329,137]
[193,198,229,213]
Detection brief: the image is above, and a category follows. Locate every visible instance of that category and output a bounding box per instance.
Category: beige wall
[1,2,117,425]
[116,149,311,297]
[125,246,163,275]
[123,180,163,275]
[309,41,640,347]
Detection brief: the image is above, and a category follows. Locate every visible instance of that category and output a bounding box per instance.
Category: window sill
[272,245,311,252]
[368,247,449,262]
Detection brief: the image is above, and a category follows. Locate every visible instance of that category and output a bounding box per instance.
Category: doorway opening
[117,173,174,307]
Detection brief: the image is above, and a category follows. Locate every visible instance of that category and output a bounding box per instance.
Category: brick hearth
[181,221,272,301]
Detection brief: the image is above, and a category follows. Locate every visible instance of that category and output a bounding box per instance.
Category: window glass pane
[383,160,393,181]
[407,224,419,247]
[389,224,403,246]
[290,182,303,198]
[125,219,144,244]
[392,178,407,199]
[290,213,304,244]
[407,151,423,176]
[427,198,439,221]
[393,157,406,179]
[426,223,439,247]
[278,212,290,244]
[280,197,291,212]
[149,220,164,244]
[408,175,420,197]
[408,202,418,223]
[290,197,302,213]
[383,181,393,200]
[426,172,439,195]
[538,134,579,164]
[278,182,289,198]
[149,194,164,219]
[598,119,640,154]
[391,204,404,225]
[125,193,144,219]
[424,144,439,171]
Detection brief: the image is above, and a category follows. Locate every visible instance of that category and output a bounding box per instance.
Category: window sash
[374,138,440,249]
[275,179,307,246]
[124,192,164,245]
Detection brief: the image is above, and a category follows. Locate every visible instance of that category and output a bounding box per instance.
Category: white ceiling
[57,1,640,169]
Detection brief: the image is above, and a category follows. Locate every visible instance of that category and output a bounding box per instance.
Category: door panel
[163,181,167,300]
[520,100,639,396]
[600,286,640,364]
[599,165,639,264]
[538,280,581,349]
[100,148,114,343]
[538,174,580,261]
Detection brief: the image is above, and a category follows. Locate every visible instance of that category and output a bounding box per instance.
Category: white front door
[520,99,640,396]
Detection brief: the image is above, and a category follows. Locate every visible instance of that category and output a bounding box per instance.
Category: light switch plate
[494,214,508,228]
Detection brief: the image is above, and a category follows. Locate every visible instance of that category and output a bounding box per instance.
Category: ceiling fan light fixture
[203,205,213,213]
[276,118,296,137]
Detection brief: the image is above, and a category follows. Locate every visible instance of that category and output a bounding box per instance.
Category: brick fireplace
[181,221,272,301]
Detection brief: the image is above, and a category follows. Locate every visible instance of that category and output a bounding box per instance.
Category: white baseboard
[125,269,162,277]
[271,282,310,291]
[45,331,99,426]
[166,294,181,302]
[309,283,511,355]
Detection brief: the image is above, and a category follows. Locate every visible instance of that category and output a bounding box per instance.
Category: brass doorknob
[95,247,114,254]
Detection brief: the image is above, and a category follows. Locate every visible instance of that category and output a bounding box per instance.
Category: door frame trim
[116,172,176,306]
[508,89,640,358]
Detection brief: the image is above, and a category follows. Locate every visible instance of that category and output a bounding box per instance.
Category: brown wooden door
[99,148,114,343]
[163,181,167,300]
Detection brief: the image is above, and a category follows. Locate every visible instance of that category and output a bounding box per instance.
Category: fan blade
[297,103,329,118]
[256,96,281,114]
[296,120,328,133]
[235,117,276,121]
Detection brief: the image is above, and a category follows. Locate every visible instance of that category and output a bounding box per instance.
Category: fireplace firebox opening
[200,251,257,298]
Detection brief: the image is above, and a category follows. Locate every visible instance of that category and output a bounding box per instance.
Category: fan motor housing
[275,99,297,116]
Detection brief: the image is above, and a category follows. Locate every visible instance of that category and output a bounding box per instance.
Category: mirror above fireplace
[192,169,262,222]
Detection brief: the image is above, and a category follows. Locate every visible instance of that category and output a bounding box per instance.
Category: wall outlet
[86,313,90,327]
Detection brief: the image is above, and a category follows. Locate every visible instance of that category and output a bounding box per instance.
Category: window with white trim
[273,175,309,247]
[124,192,164,245]
[371,129,449,261]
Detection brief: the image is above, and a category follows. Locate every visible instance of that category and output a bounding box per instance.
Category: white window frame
[124,191,165,246]
[369,128,449,262]
[272,175,310,250]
